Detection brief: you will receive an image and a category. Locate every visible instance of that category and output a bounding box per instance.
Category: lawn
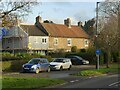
[73,63,119,76]
[2,77,65,89]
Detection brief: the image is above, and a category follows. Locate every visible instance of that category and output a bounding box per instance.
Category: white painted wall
[28,36,49,50]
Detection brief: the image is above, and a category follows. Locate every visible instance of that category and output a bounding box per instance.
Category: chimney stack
[36,16,42,23]
[64,18,71,28]
[78,21,82,27]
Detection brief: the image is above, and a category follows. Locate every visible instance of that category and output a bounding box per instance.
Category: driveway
[2,65,95,79]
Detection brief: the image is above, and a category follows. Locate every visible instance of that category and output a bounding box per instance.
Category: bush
[2,53,53,72]
[80,49,86,53]
[65,47,97,64]
[48,49,66,58]
[71,46,77,52]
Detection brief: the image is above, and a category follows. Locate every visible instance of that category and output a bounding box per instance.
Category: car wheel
[47,67,50,72]
[35,68,39,74]
[68,65,72,70]
[60,66,63,71]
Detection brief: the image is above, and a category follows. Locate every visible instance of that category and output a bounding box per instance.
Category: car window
[76,56,83,60]
[28,59,39,64]
[66,59,70,62]
[43,59,48,63]
[63,59,66,62]
[53,59,64,62]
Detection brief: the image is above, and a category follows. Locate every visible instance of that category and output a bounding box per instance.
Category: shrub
[80,49,86,53]
[71,46,77,52]
[65,47,97,64]
[48,49,66,58]
[2,53,53,72]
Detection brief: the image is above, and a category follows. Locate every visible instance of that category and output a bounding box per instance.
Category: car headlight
[83,60,86,63]
[54,65,60,67]
[22,65,25,68]
[31,65,37,69]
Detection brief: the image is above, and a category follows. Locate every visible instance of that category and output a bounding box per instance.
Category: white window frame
[67,39,72,46]
[54,38,58,45]
[42,38,47,44]
[84,39,89,47]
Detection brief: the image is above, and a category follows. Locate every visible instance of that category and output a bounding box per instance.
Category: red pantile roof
[20,23,89,39]
[41,23,89,38]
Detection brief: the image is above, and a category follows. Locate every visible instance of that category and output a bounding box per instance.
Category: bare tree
[0,0,39,18]
[97,0,119,68]
[0,0,39,26]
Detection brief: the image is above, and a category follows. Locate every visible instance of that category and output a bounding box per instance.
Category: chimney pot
[78,21,82,27]
[64,18,71,28]
[36,16,42,23]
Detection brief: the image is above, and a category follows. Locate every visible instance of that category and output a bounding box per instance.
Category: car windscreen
[28,59,39,64]
[75,56,83,60]
[53,59,64,62]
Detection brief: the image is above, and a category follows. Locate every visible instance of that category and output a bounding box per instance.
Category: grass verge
[73,64,119,76]
[2,77,65,89]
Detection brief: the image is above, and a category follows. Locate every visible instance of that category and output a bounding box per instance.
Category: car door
[43,59,50,71]
[65,59,71,68]
[38,60,44,71]
[71,57,78,65]
[62,59,66,69]
[41,59,49,71]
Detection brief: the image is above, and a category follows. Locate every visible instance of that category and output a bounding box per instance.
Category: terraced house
[2,16,89,55]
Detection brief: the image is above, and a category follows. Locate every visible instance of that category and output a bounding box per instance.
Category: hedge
[2,52,53,72]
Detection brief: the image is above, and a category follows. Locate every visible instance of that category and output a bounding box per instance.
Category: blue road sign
[96,50,101,55]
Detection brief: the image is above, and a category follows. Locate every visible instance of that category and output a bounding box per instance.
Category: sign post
[96,50,101,70]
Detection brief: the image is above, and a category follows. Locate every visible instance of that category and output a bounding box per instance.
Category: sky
[24,0,104,25]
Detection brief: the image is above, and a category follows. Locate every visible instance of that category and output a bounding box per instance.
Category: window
[42,38,47,44]
[67,39,72,46]
[54,38,58,45]
[8,38,12,43]
[84,39,89,47]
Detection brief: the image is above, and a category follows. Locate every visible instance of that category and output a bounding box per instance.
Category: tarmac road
[2,65,95,78]
[2,65,119,89]
[48,74,119,89]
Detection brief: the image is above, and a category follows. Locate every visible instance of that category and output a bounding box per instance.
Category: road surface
[50,74,119,89]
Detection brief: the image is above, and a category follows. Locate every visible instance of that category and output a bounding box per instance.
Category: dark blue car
[22,58,50,73]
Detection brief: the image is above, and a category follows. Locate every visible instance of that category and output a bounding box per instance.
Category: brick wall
[49,37,89,51]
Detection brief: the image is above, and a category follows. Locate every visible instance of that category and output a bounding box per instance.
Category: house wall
[2,37,28,50]
[2,26,28,51]
[49,37,89,51]
[28,36,49,50]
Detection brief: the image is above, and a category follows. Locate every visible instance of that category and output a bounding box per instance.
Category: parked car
[22,58,50,73]
[50,58,72,70]
[65,56,89,65]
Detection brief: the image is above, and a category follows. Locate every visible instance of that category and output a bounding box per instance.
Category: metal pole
[97,54,99,70]
[96,2,100,70]
[118,1,120,53]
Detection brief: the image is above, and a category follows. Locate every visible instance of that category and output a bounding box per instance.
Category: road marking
[70,80,79,83]
[109,81,120,86]
[70,80,75,83]
[75,80,79,82]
